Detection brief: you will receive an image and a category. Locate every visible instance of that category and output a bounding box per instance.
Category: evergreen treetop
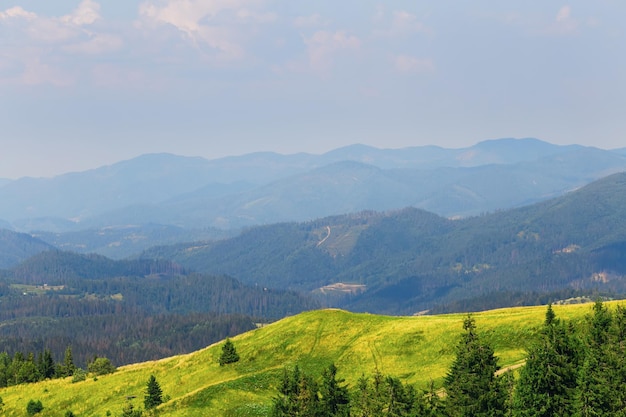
[219,338,240,366]
[144,374,163,410]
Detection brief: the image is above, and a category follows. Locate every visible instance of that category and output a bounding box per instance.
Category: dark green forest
[272,302,626,417]
[0,251,318,367]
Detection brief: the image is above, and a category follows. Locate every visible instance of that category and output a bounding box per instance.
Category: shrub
[26,399,44,415]
[88,357,116,376]
[72,368,87,383]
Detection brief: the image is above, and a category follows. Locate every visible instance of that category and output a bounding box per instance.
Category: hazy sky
[1,1,625,178]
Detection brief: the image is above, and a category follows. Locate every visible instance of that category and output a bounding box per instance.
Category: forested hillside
[142,172,626,314]
[0,251,318,367]
[0,230,53,269]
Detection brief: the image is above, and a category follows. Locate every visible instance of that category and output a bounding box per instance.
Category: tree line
[272,301,626,416]
[0,346,116,388]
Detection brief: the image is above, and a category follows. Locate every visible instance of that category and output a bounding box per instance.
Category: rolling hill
[141,172,626,314]
[0,229,54,269]
[0,303,606,416]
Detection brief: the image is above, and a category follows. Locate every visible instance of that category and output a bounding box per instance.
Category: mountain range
[4,169,624,315]
[1,138,626,259]
[139,171,626,315]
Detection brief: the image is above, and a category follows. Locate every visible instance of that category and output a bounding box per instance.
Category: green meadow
[0,302,606,416]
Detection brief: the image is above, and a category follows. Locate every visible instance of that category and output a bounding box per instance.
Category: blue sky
[1,1,624,178]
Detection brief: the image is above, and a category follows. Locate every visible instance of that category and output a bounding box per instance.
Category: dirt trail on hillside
[317,226,331,246]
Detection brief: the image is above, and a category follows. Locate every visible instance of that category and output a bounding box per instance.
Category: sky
[1,1,625,178]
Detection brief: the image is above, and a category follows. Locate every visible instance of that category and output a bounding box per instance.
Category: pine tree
[574,301,623,417]
[60,346,75,377]
[219,338,240,366]
[320,363,350,417]
[444,315,508,417]
[412,380,445,417]
[353,372,385,417]
[38,349,56,380]
[513,304,579,417]
[144,375,164,410]
[271,365,320,417]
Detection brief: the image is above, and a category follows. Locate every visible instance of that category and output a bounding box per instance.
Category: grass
[0,301,607,416]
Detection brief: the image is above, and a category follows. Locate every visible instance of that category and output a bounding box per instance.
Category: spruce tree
[60,346,75,377]
[320,363,350,417]
[352,372,386,417]
[219,338,240,366]
[39,349,56,380]
[144,375,163,410]
[574,301,624,417]
[271,365,320,417]
[444,315,508,417]
[513,304,579,417]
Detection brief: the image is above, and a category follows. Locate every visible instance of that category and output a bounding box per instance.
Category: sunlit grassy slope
[0,302,605,416]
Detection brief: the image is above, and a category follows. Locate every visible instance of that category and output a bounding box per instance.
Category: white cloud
[304,30,360,73]
[0,1,124,87]
[0,6,37,20]
[60,0,101,26]
[137,0,272,61]
[0,1,102,43]
[393,55,435,74]
[542,5,578,35]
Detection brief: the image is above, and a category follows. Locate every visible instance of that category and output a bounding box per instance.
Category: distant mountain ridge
[1,138,625,261]
[0,138,596,222]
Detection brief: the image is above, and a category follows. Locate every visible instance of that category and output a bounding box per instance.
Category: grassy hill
[0,302,608,416]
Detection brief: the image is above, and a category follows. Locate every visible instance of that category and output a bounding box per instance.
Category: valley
[1,139,626,415]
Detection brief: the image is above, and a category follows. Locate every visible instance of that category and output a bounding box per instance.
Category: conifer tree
[574,301,624,417]
[444,315,508,417]
[412,380,445,417]
[39,349,56,380]
[219,338,240,366]
[144,375,163,410]
[352,372,385,417]
[271,365,320,417]
[320,363,350,417]
[513,304,579,417]
[60,346,75,377]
